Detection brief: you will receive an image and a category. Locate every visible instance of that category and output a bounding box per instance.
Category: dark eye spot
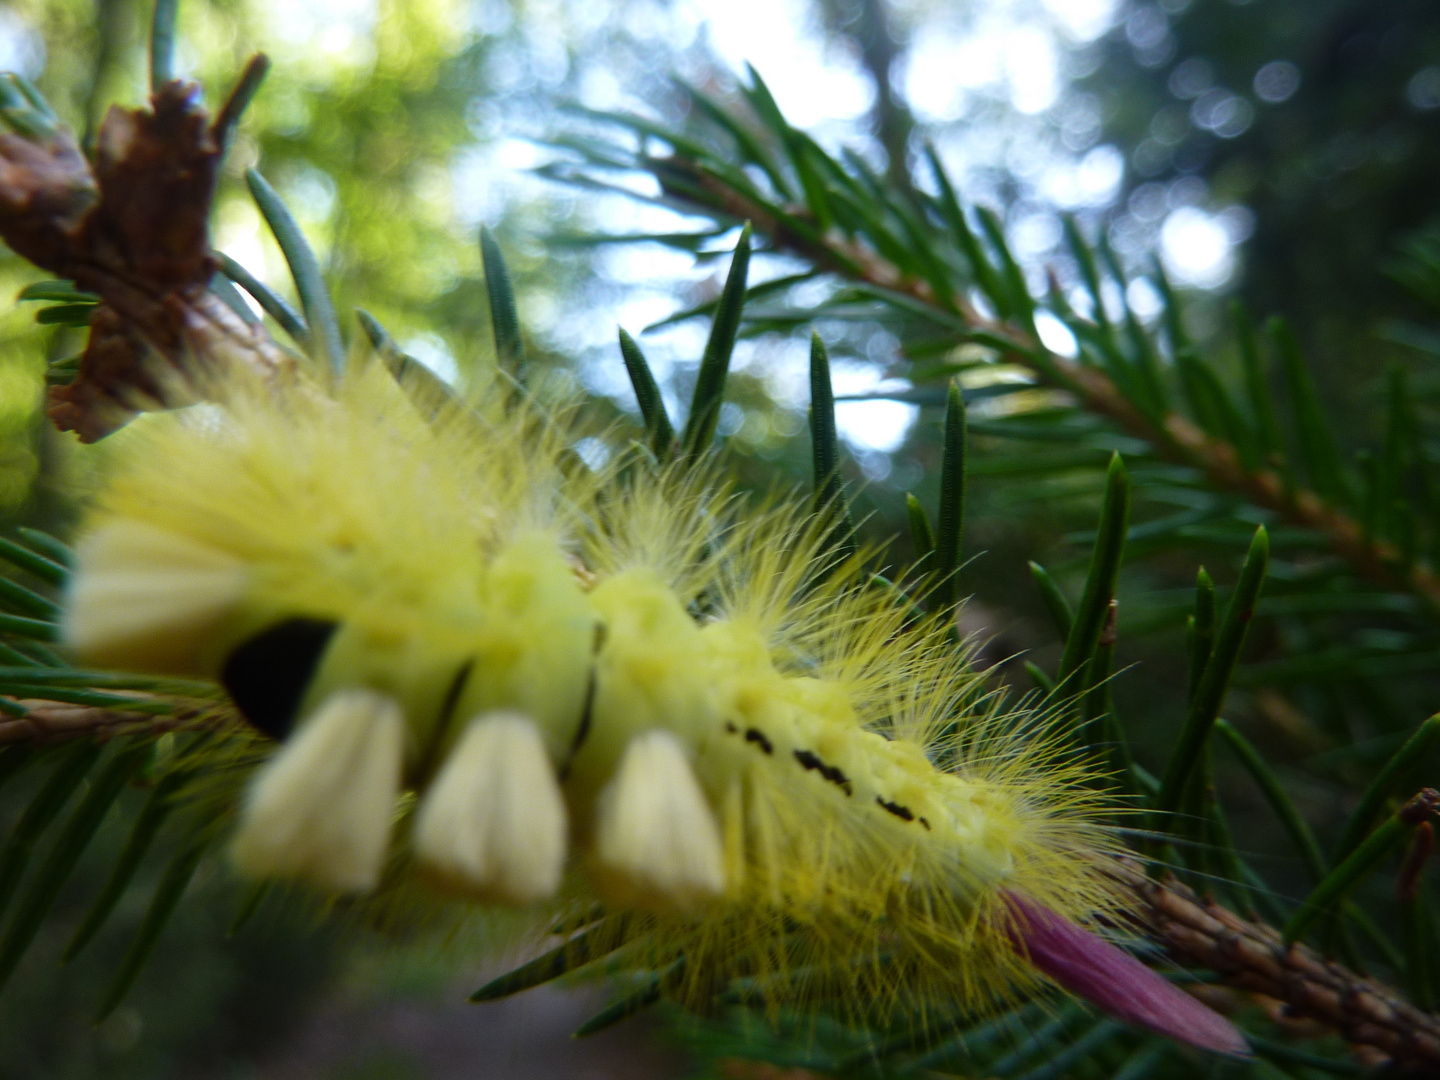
[221,618,338,740]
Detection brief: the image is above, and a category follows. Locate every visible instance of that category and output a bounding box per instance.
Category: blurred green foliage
[1080,0,1440,411]
[0,750,334,1079]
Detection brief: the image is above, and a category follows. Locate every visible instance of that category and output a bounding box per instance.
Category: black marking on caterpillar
[558,674,597,781]
[793,749,852,795]
[744,728,774,754]
[876,796,915,823]
[221,617,338,740]
[559,624,606,780]
[438,659,475,730]
[417,657,478,783]
[725,722,738,734]
[919,817,932,831]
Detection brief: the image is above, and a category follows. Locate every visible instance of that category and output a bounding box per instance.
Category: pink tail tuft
[1004,891,1250,1058]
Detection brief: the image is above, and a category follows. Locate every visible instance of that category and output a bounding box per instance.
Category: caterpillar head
[64,515,600,899]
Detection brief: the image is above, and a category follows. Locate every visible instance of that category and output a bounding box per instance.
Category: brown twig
[656,158,1440,612]
[0,700,228,744]
[1119,863,1440,1072]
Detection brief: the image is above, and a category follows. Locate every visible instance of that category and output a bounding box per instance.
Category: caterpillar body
[62,360,1245,1056]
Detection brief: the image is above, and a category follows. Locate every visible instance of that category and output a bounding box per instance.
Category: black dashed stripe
[793,749,853,796]
[876,796,915,822]
[744,728,774,754]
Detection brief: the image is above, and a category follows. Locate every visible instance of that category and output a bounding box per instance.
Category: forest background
[0,0,1438,1077]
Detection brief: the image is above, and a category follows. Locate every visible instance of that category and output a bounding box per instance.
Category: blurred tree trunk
[818,0,915,196]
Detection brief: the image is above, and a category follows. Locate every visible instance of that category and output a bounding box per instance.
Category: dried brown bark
[0,79,291,440]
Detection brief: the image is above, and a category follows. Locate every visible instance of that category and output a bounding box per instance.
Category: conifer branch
[652,157,1440,611]
[1121,863,1440,1072]
[685,863,1440,1075]
[0,701,224,744]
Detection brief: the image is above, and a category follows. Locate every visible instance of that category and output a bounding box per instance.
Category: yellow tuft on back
[72,363,592,678]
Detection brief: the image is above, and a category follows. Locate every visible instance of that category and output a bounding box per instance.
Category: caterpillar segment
[60,363,1248,1057]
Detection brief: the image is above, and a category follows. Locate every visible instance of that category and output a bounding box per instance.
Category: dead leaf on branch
[0,74,291,441]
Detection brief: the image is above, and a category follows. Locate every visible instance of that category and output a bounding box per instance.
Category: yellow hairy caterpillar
[62,359,1246,1057]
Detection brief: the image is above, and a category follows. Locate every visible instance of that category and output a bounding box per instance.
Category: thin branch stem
[659,158,1440,610]
[1119,862,1440,1071]
[0,702,229,744]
